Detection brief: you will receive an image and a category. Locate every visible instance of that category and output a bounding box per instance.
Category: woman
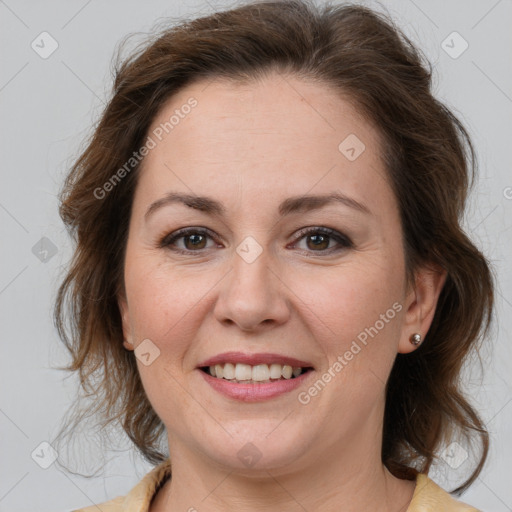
[54,0,494,510]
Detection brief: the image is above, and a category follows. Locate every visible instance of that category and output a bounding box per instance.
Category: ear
[398,263,447,354]
[118,291,135,351]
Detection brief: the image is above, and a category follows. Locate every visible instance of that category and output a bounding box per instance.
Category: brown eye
[159,228,218,254]
[305,233,330,251]
[159,226,352,256]
[183,233,207,250]
[293,227,353,254]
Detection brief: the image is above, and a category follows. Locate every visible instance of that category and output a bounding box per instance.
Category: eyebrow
[144,191,371,221]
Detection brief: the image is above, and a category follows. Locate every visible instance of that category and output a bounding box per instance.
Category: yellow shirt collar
[74,458,480,511]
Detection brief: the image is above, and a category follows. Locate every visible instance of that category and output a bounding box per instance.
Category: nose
[213,245,291,332]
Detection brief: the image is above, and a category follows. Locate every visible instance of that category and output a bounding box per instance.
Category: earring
[410,333,422,346]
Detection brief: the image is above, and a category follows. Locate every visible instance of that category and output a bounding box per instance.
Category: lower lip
[198,369,314,402]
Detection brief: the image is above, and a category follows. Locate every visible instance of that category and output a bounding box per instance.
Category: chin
[191,419,312,473]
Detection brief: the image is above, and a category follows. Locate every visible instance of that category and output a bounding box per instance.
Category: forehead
[135,73,392,214]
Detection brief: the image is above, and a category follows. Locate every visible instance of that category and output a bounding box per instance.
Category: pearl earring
[410,333,422,346]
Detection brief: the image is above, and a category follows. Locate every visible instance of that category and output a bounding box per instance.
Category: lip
[197,351,314,369]
[198,367,314,402]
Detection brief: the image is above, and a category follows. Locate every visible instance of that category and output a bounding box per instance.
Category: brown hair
[54,0,494,494]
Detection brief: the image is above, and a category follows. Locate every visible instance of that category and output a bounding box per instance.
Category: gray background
[1,0,511,510]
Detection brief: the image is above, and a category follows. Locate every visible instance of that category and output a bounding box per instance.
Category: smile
[201,362,314,383]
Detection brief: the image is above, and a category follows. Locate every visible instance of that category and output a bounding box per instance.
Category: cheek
[291,256,405,387]
[301,267,403,404]
[124,255,226,371]
[295,260,402,337]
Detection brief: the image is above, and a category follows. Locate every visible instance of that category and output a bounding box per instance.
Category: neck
[151,421,416,512]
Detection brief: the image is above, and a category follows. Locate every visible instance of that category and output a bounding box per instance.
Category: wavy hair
[54,0,494,494]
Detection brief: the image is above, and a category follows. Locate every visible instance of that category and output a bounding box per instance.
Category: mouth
[199,363,315,384]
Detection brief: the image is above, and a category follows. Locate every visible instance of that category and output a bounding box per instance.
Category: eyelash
[158,226,353,256]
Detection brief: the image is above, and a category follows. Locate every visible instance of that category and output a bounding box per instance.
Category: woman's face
[119,72,432,474]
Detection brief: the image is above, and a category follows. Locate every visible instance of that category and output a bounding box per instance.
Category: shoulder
[72,495,125,512]
[408,473,481,511]
[71,458,172,512]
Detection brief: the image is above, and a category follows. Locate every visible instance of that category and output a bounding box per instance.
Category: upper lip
[197,351,314,369]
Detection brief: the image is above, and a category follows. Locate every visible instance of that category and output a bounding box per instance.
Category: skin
[118,72,446,512]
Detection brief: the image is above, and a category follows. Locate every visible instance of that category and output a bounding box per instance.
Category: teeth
[252,364,270,381]
[292,366,302,377]
[223,363,235,379]
[269,363,282,379]
[206,363,305,382]
[235,363,253,381]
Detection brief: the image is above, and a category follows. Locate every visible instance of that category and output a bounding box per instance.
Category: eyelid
[158,227,219,250]
[158,225,353,255]
[292,226,353,245]
[290,226,353,254]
